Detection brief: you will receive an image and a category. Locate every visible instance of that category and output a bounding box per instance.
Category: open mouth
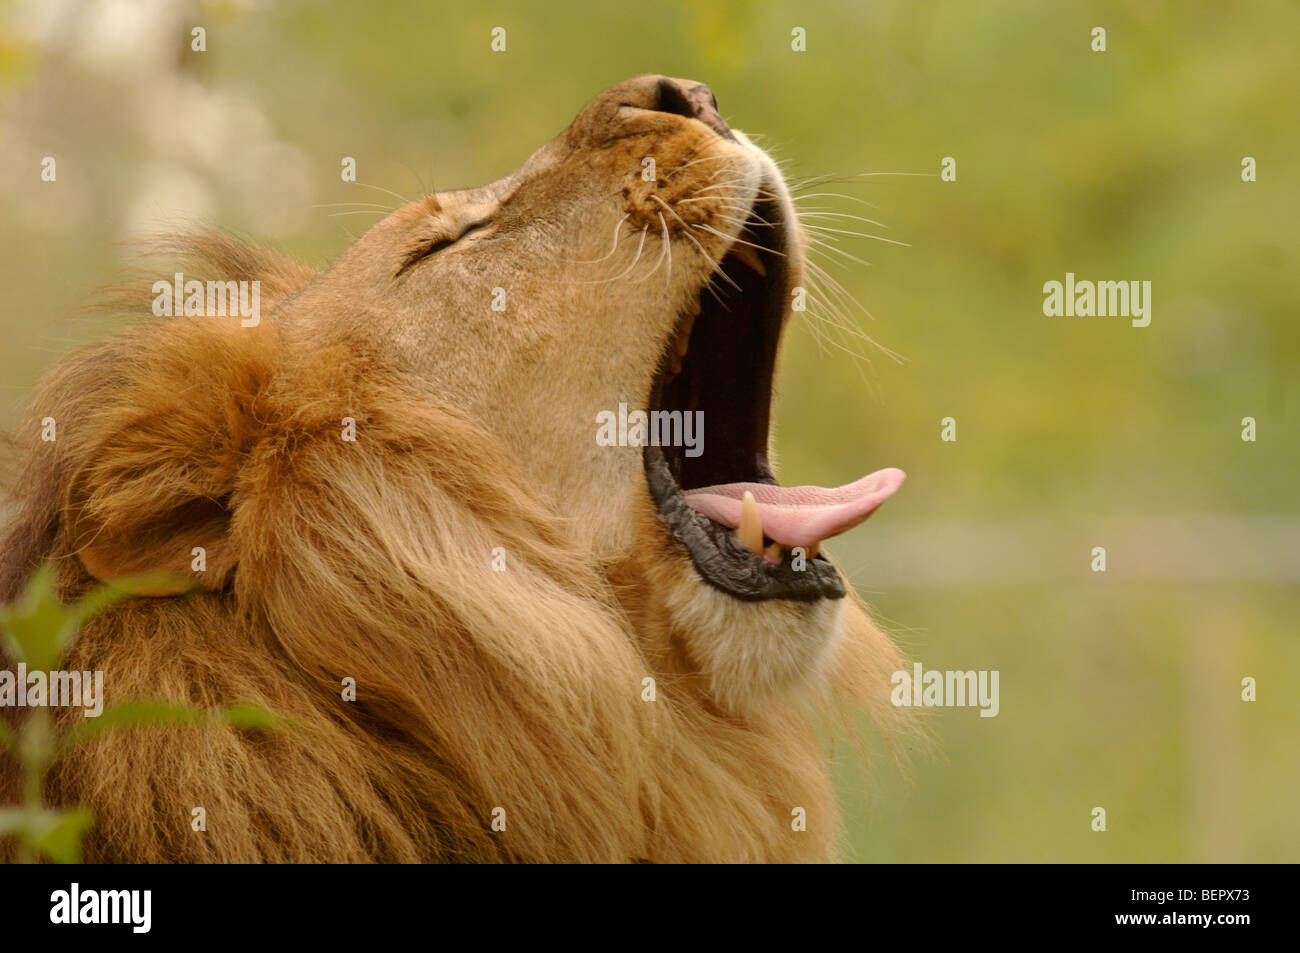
[644,186,905,601]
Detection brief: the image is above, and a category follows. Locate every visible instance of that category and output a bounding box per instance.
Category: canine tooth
[679,311,696,339]
[738,490,763,556]
[807,541,820,559]
[729,243,766,276]
[666,313,693,374]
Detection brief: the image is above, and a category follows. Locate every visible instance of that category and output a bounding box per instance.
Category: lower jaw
[643,446,847,602]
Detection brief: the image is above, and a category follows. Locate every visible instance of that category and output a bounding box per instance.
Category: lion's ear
[73,496,237,596]
[57,318,274,598]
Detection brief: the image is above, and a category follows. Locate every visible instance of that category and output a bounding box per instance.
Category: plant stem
[15,710,53,864]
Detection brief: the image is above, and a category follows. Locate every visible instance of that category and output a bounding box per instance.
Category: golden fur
[0,76,903,862]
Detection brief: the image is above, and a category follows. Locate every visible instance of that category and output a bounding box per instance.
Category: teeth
[675,326,693,358]
[667,312,694,375]
[733,500,819,562]
[678,311,696,344]
[738,490,763,556]
[728,243,766,276]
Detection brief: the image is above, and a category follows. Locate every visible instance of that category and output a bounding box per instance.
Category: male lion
[0,76,905,862]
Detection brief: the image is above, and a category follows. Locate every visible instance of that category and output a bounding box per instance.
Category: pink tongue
[683,468,905,548]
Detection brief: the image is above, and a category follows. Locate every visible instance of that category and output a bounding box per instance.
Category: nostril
[652,78,697,119]
[624,76,734,141]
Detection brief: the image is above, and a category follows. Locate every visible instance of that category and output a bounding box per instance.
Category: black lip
[642,190,848,602]
[645,446,846,601]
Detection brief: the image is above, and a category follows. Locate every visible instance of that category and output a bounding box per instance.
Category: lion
[0,75,906,863]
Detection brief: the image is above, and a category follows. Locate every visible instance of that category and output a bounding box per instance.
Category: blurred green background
[1,0,1296,861]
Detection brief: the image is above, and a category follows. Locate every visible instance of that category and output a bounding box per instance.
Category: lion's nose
[642,76,735,141]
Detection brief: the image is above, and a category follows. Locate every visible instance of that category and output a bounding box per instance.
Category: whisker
[804,265,875,334]
[822,171,934,179]
[802,223,910,247]
[802,287,900,372]
[802,263,905,367]
[352,181,414,205]
[678,199,777,228]
[576,226,649,284]
[803,236,873,268]
[664,154,735,180]
[797,210,892,230]
[657,212,673,291]
[632,217,670,284]
[688,180,744,195]
[562,214,630,264]
[790,191,880,209]
[804,258,873,321]
[650,194,741,292]
[312,202,397,211]
[691,222,786,258]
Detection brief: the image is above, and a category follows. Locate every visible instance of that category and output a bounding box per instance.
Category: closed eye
[397,218,493,276]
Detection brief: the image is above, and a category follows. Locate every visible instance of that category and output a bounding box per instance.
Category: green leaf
[20,708,54,776]
[0,806,96,864]
[69,572,194,625]
[58,698,207,754]
[66,577,167,629]
[0,563,193,672]
[0,563,70,671]
[219,701,289,733]
[0,806,29,836]
[58,698,289,754]
[34,809,95,864]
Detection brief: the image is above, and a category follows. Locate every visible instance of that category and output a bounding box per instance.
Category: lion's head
[269,74,904,713]
[1,76,906,862]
